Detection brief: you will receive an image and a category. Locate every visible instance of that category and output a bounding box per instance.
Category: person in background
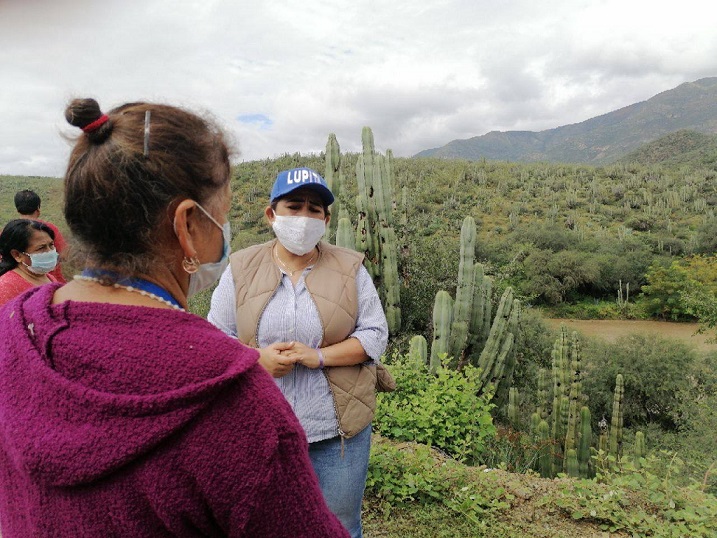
[0,99,348,538]
[208,167,391,538]
[0,218,59,307]
[14,189,67,283]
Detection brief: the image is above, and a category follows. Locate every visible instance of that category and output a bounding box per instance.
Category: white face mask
[22,248,59,275]
[272,213,326,255]
[177,202,231,298]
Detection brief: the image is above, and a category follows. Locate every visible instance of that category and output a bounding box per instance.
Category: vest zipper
[322,368,347,458]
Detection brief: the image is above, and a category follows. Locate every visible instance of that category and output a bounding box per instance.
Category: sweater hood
[0,285,259,487]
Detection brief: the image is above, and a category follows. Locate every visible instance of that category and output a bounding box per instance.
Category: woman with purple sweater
[0,98,349,538]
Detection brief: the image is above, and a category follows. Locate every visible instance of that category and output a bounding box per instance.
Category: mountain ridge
[416,77,717,164]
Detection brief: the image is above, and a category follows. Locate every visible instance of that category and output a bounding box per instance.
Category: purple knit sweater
[0,284,349,537]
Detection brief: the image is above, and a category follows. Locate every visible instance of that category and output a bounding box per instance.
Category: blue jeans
[309,424,371,538]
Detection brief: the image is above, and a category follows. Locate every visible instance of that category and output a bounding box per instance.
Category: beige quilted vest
[230,239,378,439]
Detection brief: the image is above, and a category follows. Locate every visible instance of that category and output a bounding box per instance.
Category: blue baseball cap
[270,167,334,206]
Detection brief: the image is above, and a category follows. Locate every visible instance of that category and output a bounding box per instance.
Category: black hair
[0,219,55,276]
[14,190,41,215]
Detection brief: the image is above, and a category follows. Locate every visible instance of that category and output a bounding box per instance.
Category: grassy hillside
[0,175,67,233]
[228,152,717,330]
[619,129,717,169]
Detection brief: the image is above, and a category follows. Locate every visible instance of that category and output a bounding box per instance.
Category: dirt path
[544,318,717,353]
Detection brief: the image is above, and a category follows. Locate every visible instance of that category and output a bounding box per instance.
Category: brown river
[544,319,717,353]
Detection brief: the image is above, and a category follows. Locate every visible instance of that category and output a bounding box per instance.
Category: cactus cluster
[530,326,634,479]
[531,327,589,478]
[414,216,521,406]
[324,128,402,334]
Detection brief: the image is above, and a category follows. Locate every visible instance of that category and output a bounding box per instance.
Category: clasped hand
[258,341,322,378]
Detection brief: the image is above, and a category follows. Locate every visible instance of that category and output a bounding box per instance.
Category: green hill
[619,129,717,168]
[416,77,717,165]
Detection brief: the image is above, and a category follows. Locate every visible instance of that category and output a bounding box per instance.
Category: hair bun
[65,98,111,142]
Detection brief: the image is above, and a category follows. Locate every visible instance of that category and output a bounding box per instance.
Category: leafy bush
[366,437,455,507]
[671,352,717,493]
[581,334,697,430]
[375,354,496,464]
[508,308,556,409]
[517,249,602,304]
[641,256,717,320]
[366,436,512,527]
[399,232,460,334]
[552,454,717,537]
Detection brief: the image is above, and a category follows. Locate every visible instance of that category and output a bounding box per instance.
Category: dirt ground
[544,318,717,353]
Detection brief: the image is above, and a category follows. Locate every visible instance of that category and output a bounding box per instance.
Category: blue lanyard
[81,268,183,310]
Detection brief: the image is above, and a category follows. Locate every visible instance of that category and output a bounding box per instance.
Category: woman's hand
[282,341,323,369]
[258,342,299,378]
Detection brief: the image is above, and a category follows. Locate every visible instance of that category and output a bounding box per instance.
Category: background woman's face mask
[23,248,59,275]
[271,212,326,255]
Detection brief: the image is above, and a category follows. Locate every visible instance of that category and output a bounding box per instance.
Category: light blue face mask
[185,203,231,298]
[23,248,59,275]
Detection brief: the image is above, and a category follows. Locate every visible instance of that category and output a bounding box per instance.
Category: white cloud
[0,0,716,176]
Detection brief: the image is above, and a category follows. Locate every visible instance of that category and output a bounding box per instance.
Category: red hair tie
[82,114,109,133]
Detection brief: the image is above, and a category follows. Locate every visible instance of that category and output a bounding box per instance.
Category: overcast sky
[1,0,716,177]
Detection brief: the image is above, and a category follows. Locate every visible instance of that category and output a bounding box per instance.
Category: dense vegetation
[227,152,717,326]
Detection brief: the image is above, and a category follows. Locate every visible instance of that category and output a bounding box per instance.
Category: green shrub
[552,453,717,537]
[672,352,717,493]
[366,436,512,526]
[375,354,496,464]
[366,437,455,507]
[581,334,697,430]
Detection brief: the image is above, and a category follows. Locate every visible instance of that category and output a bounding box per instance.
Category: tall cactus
[336,217,356,250]
[634,431,646,469]
[430,290,453,373]
[381,227,401,334]
[508,387,520,429]
[565,449,579,478]
[476,287,515,388]
[324,133,343,241]
[537,420,553,478]
[536,368,550,421]
[609,374,624,460]
[355,196,375,277]
[551,326,571,443]
[448,216,476,364]
[478,287,513,386]
[353,127,401,334]
[493,300,521,409]
[467,264,491,354]
[578,406,593,478]
[563,332,583,468]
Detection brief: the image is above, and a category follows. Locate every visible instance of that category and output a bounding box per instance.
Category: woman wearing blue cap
[209,167,389,538]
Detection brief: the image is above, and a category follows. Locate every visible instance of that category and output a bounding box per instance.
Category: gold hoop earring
[182,256,201,274]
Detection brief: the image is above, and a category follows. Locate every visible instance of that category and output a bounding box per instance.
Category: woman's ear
[173,199,200,259]
[264,205,275,224]
[10,249,24,264]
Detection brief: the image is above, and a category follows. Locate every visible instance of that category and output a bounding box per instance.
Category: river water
[544,318,717,353]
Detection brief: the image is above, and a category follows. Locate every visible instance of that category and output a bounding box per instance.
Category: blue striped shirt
[208,260,388,442]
